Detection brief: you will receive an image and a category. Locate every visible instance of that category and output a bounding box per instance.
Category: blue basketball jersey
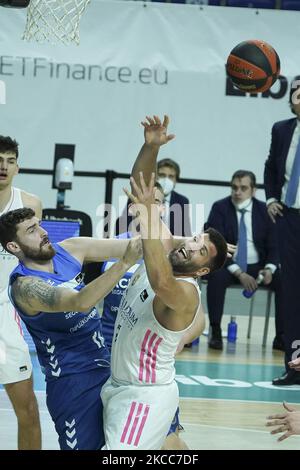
[9,243,110,382]
[101,232,142,350]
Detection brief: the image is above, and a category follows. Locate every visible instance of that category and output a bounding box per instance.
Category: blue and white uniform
[9,243,110,450]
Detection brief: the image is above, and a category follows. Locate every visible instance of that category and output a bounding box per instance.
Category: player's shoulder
[20,190,42,215]
[20,189,40,205]
[11,275,37,295]
[175,276,199,301]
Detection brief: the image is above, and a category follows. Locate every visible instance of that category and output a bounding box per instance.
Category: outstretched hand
[266,402,300,442]
[142,115,175,147]
[124,172,156,209]
[122,236,143,267]
[123,172,161,239]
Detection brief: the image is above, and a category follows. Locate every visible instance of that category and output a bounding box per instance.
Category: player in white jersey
[101,116,228,450]
[102,183,190,449]
[0,135,42,449]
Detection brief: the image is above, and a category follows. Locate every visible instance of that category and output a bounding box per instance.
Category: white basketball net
[22,0,91,45]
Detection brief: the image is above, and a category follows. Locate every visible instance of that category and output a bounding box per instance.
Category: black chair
[199,279,273,347]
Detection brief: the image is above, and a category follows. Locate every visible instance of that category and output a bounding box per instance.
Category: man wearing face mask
[115,158,191,237]
[156,158,192,237]
[205,170,283,351]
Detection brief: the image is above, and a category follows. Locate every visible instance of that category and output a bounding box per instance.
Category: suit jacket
[168,190,192,237]
[205,196,279,267]
[264,117,297,201]
[115,190,192,237]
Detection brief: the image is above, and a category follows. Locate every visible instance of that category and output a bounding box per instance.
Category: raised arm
[11,238,142,316]
[125,173,199,329]
[131,115,175,194]
[59,237,133,264]
[130,115,175,252]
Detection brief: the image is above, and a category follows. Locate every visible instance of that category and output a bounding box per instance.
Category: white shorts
[0,301,32,385]
[101,378,179,450]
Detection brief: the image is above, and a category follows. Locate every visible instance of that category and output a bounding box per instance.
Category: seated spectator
[205,170,283,351]
[115,157,191,237]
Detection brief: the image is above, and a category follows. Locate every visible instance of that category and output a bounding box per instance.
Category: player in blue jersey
[0,207,141,450]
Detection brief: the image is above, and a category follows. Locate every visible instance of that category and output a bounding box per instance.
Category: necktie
[285,136,300,207]
[236,209,247,272]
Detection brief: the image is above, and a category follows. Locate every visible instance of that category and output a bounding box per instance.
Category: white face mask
[234,197,252,211]
[158,177,174,196]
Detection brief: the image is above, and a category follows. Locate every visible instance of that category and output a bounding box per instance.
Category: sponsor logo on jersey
[119,299,138,330]
[65,311,77,319]
[69,308,99,333]
[140,289,149,302]
[19,365,28,372]
[75,272,84,284]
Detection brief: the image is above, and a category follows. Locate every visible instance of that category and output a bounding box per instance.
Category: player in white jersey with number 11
[101,115,228,450]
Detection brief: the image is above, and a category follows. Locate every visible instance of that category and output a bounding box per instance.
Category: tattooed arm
[11,238,142,316]
[11,277,78,316]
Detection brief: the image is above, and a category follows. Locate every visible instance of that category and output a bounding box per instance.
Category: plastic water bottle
[227,316,238,343]
[185,337,200,348]
[191,337,200,346]
[242,273,264,299]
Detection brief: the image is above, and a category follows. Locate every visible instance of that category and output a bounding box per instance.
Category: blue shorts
[46,367,110,450]
[167,407,181,435]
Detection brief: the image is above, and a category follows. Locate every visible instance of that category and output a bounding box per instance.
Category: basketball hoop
[22,0,91,45]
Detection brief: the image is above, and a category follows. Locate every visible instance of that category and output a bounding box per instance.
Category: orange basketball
[226,40,280,93]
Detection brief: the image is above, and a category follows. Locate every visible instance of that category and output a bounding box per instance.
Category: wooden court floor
[0,314,299,450]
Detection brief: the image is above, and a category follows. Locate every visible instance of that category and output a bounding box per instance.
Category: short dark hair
[0,135,19,159]
[205,227,227,273]
[231,170,256,188]
[157,158,180,180]
[0,207,35,253]
[289,76,300,115]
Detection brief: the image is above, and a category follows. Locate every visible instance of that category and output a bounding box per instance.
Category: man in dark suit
[206,170,283,351]
[115,158,191,237]
[264,77,300,386]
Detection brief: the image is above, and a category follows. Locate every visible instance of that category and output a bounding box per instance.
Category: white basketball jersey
[110,262,200,386]
[0,187,23,303]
